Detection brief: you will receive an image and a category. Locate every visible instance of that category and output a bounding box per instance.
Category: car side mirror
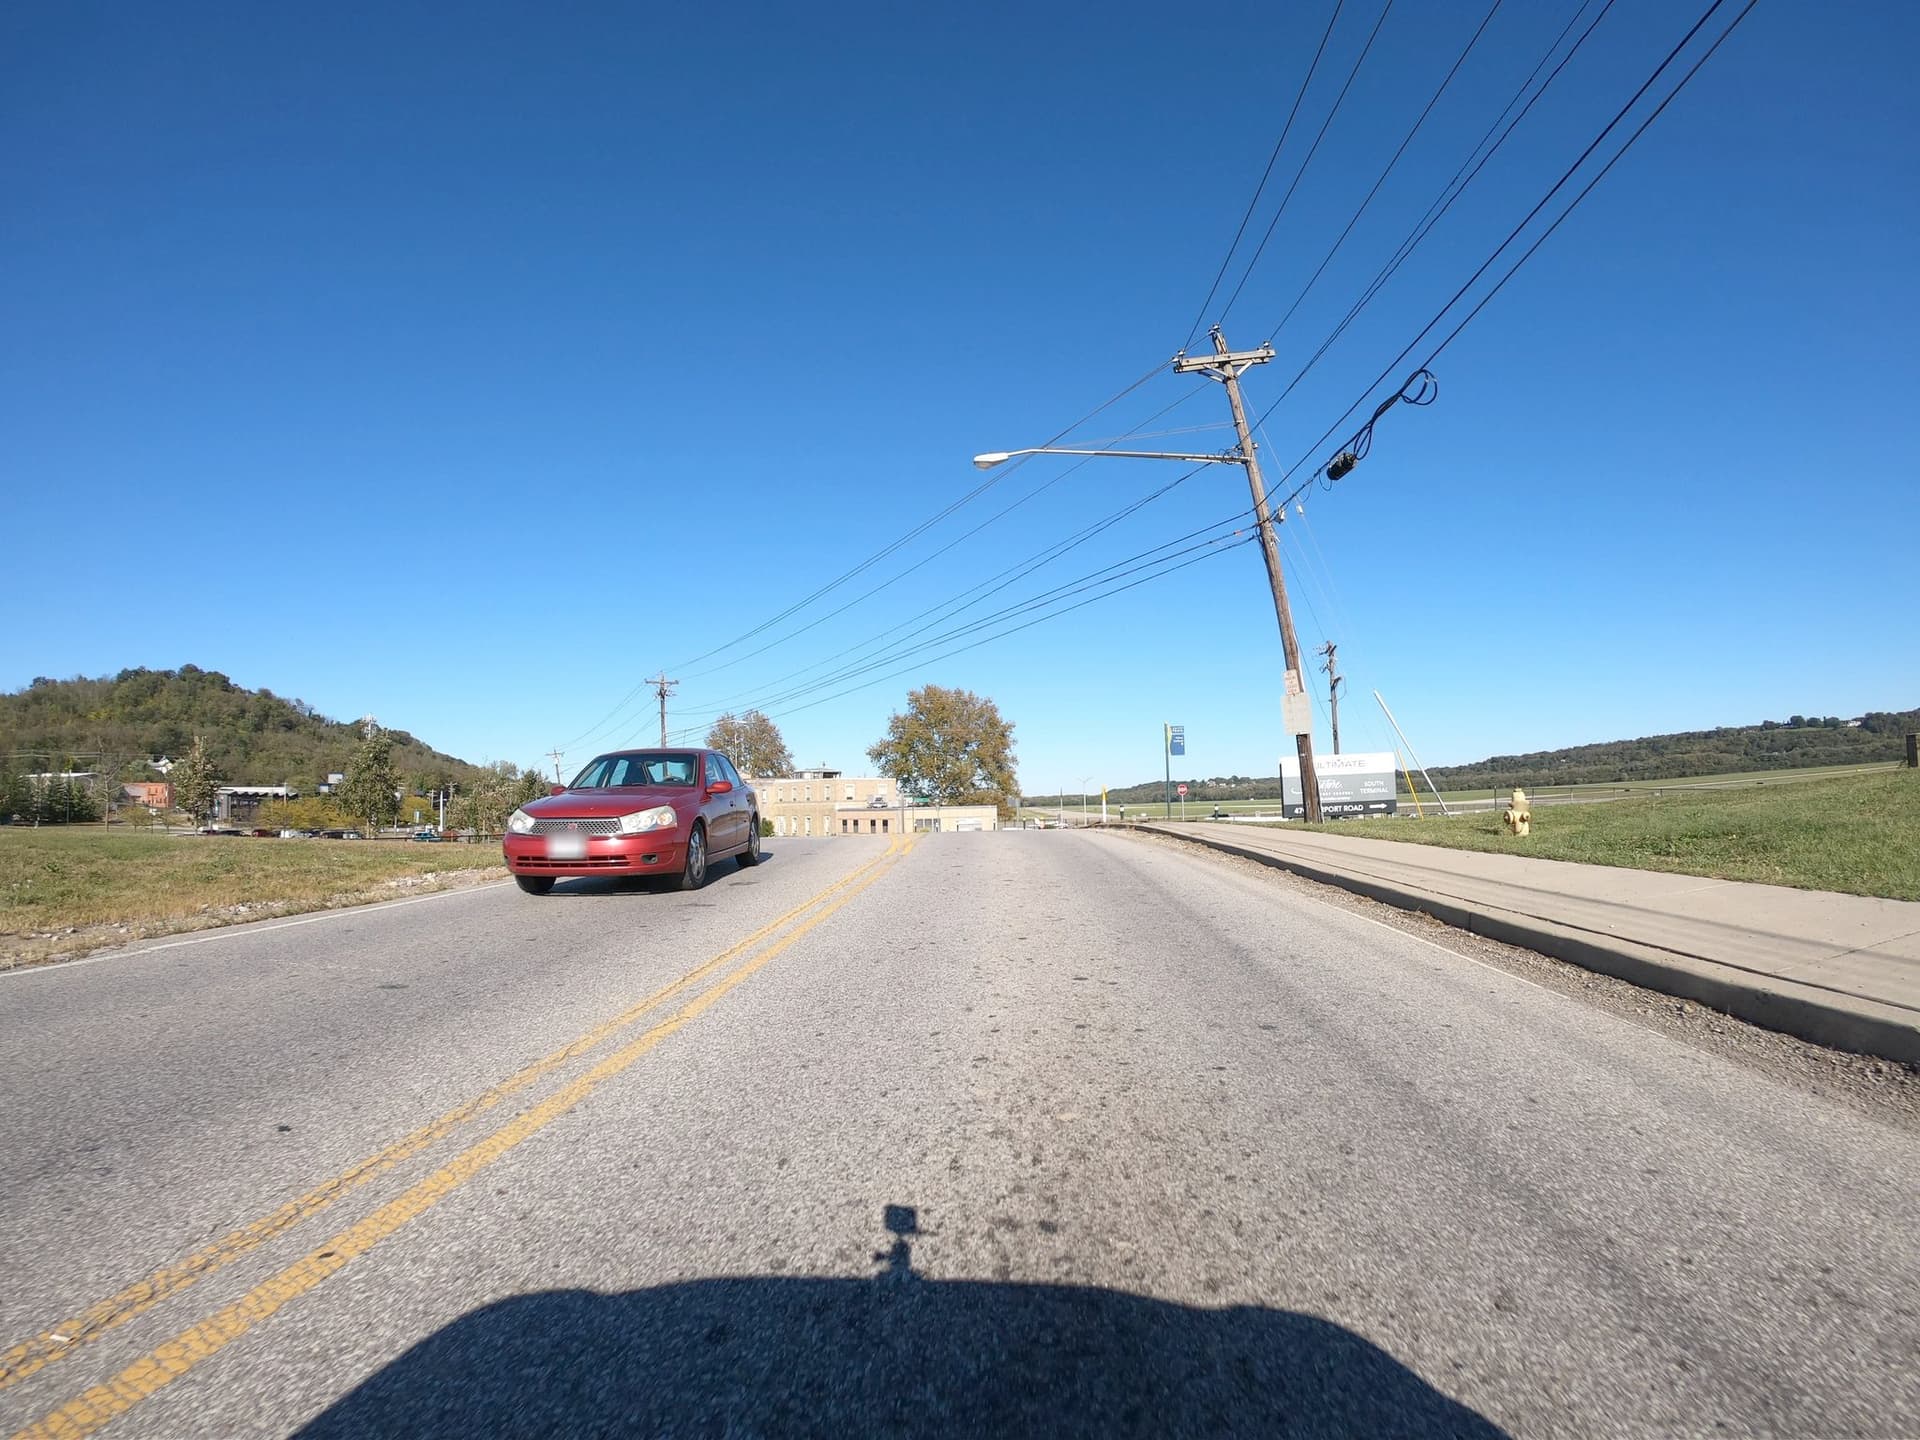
[706,779,733,796]
[549,784,567,796]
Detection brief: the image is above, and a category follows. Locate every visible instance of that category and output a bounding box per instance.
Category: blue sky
[4,0,1915,790]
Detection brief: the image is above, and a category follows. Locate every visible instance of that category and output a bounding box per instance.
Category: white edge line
[1312,896,1562,996]
[1129,829,1564,997]
[1,880,514,978]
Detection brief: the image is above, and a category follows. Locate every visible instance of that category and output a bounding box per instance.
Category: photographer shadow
[299,1205,1504,1438]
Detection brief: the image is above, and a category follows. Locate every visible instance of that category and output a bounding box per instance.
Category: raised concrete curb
[1139,824,1920,1067]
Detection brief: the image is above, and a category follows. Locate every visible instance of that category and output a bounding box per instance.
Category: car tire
[737,818,763,868]
[515,875,555,896]
[676,823,708,891]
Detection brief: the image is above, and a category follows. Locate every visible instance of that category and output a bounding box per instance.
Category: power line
[1265,0,1617,398]
[674,382,1212,686]
[742,517,1257,712]
[675,461,1212,722]
[669,363,1166,671]
[1179,0,1348,352]
[1266,0,1506,342]
[648,505,1259,739]
[557,363,1169,753]
[749,537,1258,727]
[1262,0,1754,511]
[1213,0,1399,330]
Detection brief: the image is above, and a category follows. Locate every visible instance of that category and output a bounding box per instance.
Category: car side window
[714,755,742,788]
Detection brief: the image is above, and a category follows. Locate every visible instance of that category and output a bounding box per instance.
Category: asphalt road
[2,830,1915,1438]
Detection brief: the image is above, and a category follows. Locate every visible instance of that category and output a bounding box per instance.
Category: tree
[707,710,794,778]
[445,765,547,836]
[0,770,31,823]
[337,730,402,832]
[255,795,351,832]
[866,685,1018,817]
[173,735,222,825]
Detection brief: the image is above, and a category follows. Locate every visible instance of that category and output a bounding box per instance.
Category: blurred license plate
[545,834,588,859]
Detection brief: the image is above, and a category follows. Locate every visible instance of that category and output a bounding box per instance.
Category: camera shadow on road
[295,1204,1504,1438]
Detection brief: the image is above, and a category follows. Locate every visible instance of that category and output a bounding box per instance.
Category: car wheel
[737,817,762,868]
[676,823,708,891]
[515,875,555,896]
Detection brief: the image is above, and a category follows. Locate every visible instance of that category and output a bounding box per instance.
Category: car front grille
[516,855,639,870]
[530,818,623,836]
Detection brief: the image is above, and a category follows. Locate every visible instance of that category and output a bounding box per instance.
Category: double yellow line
[6,833,914,1440]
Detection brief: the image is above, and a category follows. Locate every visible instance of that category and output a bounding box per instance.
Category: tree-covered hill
[0,667,496,792]
[1079,708,1919,804]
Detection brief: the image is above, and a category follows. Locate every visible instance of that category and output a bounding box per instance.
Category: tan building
[749,767,998,838]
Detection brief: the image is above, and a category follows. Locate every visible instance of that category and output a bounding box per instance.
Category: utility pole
[1174,327,1322,821]
[649,673,679,747]
[547,748,566,783]
[1163,725,1172,821]
[1319,641,1344,755]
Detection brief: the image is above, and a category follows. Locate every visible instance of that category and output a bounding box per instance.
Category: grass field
[1076,761,1906,816]
[0,829,506,968]
[1280,768,1920,901]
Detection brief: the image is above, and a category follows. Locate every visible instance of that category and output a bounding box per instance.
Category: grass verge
[1286,769,1920,901]
[0,829,506,968]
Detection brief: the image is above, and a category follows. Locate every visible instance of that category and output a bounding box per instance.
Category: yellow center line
[13,833,915,1440]
[0,837,906,1395]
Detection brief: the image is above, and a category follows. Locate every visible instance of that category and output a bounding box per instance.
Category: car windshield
[569,752,699,789]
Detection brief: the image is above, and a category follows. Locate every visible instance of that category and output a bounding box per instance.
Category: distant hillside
[1078,708,1919,804]
[1420,710,1918,790]
[0,667,494,790]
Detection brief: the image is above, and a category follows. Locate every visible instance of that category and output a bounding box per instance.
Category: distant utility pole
[1319,642,1344,755]
[547,748,566,783]
[649,673,679,747]
[1173,327,1321,822]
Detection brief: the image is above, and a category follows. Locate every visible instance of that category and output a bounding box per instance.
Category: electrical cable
[675,462,1213,722]
[755,537,1258,726]
[650,532,1256,744]
[649,506,1260,737]
[1179,0,1348,353]
[1213,0,1398,329]
[1267,0,1506,342]
[1262,0,1752,513]
[1265,0,1616,402]
[669,362,1166,670]
[556,362,1167,752]
[673,381,1213,686]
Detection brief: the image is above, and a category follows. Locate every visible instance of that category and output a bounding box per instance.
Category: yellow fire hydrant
[1502,787,1531,837]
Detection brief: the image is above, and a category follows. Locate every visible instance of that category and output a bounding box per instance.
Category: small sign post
[1164,724,1186,820]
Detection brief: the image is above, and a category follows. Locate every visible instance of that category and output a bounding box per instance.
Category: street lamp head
[972,452,1011,470]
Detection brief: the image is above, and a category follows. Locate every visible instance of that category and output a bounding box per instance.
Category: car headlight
[507,809,535,834]
[618,805,679,834]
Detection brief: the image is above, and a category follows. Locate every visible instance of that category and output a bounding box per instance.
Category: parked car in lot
[410,829,442,842]
[502,747,759,895]
[316,829,364,840]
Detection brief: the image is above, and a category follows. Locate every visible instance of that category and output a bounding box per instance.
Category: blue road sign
[1169,724,1185,757]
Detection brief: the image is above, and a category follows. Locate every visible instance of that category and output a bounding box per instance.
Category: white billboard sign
[1278,750,1398,818]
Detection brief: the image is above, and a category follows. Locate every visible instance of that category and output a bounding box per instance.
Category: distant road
[2,831,1914,1436]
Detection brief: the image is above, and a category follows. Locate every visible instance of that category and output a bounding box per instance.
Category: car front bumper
[502,830,688,878]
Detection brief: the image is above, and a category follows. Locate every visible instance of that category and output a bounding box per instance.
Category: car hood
[522,787,695,819]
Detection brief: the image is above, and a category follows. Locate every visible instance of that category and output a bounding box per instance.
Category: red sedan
[502,748,759,895]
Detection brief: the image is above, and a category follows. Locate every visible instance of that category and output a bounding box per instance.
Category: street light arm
[972,447,1243,470]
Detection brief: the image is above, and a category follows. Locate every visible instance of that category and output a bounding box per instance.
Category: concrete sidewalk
[1145,822,1920,1065]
